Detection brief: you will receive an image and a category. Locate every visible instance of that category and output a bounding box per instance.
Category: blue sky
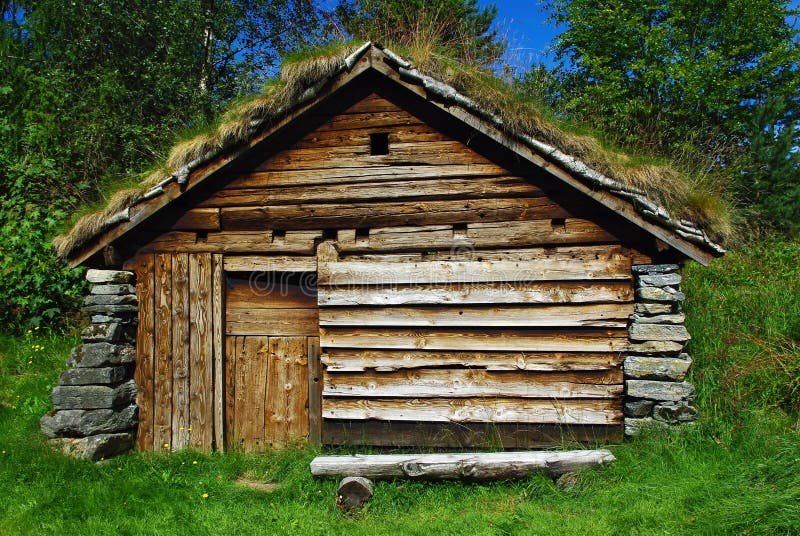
[476,0,562,69]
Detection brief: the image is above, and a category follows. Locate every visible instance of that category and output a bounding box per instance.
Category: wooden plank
[323,420,623,448]
[318,258,632,286]
[308,337,322,446]
[309,450,616,480]
[224,336,236,449]
[321,350,624,372]
[171,208,220,231]
[230,163,509,188]
[319,327,629,352]
[335,219,616,253]
[319,281,633,306]
[212,254,225,452]
[140,230,322,255]
[286,337,310,440]
[274,110,422,138]
[200,176,537,208]
[345,245,631,263]
[133,255,155,451]
[241,336,269,450]
[266,337,290,446]
[293,124,452,149]
[322,398,622,425]
[324,369,622,399]
[232,336,248,450]
[219,197,568,231]
[318,303,632,328]
[170,253,190,450]
[226,275,317,310]
[189,253,213,451]
[153,253,173,450]
[340,93,403,113]
[223,255,317,272]
[226,308,320,336]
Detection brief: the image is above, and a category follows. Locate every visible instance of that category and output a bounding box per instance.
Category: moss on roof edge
[53,41,724,262]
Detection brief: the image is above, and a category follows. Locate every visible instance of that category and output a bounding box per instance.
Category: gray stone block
[629,323,691,342]
[624,399,654,417]
[40,405,137,438]
[624,417,667,436]
[84,294,138,307]
[629,313,686,325]
[627,340,685,355]
[633,303,676,315]
[636,286,686,303]
[626,380,695,401]
[67,343,135,368]
[637,273,682,287]
[624,355,692,381]
[59,366,131,386]
[90,284,136,295]
[52,380,137,410]
[86,269,135,284]
[90,314,137,325]
[632,264,679,275]
[82,304,138,316]
[652,401,698,424]
[81,323,122,343]
[49,432,135,461]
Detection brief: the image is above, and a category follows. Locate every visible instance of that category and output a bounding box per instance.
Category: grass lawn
[1,239,798,535]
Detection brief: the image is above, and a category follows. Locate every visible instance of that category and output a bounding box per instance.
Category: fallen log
[310,449,615,481]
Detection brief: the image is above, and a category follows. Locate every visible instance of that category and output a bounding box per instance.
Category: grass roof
[54,41,730,261]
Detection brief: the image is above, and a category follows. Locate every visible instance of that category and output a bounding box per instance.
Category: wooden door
[224,271,320,451]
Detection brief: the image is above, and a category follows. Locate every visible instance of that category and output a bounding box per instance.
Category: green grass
[1,239,799,535]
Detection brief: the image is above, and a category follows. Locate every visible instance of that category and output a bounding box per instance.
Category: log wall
[127,91,649,449]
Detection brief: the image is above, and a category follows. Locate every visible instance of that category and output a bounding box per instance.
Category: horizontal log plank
[319,328,629,352]
[318,303,632,328]
[219,197,570,231]
[293,124,452,149]
[322,398,622,425]
[340,93,403,113]
[200,177,537,207]
[323,368,622,399]
[342,244,632,263]
[318,258,632,285]
[309,450,616,480]
[318,281,633,306]
[257,141,492,171]
[229,163,510,188]
[139,230,322,254]
[226,276,317,309]
[321,350,625,372]
[171,208,220,231]
[292,111,424,136]
[336,219,618,252]
[225,308,319,336]
[322,421,623,448]
[223,255,317,272]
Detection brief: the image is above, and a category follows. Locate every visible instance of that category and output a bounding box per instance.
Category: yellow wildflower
[34,326,39,330]
[201,493,209,499]
[163,443,169,448]
[192,460,198,465]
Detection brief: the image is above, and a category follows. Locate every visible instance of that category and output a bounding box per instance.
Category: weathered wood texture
[130,253,222,452]
[129,92,646,448]
[310,450,616,480]
[223,272,318,451]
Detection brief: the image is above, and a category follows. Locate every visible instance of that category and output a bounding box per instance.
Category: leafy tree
[336,0,504,65]
[533,0,800,230]
[0,0,326,331]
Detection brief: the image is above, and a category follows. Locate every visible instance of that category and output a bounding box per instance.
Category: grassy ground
[1,239,798,535]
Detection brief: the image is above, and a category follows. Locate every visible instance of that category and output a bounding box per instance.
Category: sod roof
[54,41,727,265]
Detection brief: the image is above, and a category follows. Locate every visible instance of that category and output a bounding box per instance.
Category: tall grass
[0,238,799,535]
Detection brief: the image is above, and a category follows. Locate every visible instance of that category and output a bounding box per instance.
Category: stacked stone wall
[41,269,138,460]
[624,264,698,435]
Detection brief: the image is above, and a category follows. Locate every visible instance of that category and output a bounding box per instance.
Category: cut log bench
[310,449,615,481]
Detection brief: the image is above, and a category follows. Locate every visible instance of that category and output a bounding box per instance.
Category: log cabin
[43,43,724,458]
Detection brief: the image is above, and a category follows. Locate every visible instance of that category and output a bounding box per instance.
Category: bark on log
[310,450,615,481]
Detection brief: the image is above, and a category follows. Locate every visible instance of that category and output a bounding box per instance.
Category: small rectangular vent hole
[370,132,389,155]
[551,218,567,232]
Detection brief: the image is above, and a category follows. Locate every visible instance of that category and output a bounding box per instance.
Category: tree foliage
[336,0,504,65]
[533,0,800,230]
[0,0,326,331]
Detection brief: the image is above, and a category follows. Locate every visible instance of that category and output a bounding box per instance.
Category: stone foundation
[624,264,697,435]
[41,269,138,460]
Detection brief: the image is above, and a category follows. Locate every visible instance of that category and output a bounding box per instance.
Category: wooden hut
[45,43,723,457]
